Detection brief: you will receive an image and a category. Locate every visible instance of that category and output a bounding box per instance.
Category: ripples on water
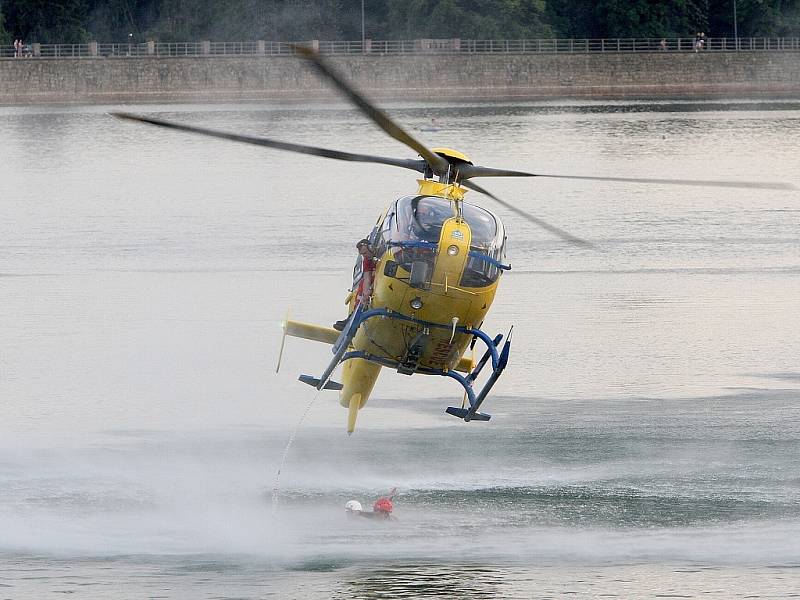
[1,99,799,597]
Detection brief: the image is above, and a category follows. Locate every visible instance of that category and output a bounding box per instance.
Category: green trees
[547,0,710,38]
[381,0,552,39]
[729,0,800,36]
[0,0,797,43]
[4,0,90,43]
[0,8,10,45]
[84,0,145,41]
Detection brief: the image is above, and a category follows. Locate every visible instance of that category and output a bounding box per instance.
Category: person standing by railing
[694,32,706,52]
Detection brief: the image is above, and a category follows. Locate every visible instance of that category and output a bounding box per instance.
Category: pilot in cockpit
[410,199,445,242]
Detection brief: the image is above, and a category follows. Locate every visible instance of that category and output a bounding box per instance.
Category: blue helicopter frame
[299,303,512,422]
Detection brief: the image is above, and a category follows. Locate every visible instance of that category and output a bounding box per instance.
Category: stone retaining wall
[1,52,799,104]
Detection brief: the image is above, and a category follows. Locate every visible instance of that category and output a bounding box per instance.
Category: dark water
[1,99,800,597]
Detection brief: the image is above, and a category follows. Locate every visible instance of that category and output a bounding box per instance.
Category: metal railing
[1,37,799,58]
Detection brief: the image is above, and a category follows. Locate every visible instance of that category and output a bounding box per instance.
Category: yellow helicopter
[114,46,793,434]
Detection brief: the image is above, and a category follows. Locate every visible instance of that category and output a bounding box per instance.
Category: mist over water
[1,99,800,597]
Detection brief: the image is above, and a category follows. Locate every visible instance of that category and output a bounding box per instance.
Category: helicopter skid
[444,407,491,421]
[297,304,365,392]
[298,375,343,391]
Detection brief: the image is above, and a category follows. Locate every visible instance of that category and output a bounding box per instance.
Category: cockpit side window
[373,203,396,258]
[459,203,505,288]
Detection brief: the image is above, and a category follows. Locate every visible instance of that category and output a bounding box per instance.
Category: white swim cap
[345,500,363,512]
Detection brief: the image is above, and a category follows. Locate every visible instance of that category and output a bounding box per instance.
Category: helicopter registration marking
[430,338,454,366]
[451,230,464,239]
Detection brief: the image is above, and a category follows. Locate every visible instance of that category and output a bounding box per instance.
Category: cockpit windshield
[403,196,453,243]
[376,195,506,288]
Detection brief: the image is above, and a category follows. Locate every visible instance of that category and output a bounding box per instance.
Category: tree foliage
[0,9,10,44]
[4,0,90,42]
[1,0,797,43]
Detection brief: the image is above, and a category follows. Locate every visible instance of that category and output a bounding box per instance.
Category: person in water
[371,487,397,519]
[344,488,398,520]
[344,500,364,519]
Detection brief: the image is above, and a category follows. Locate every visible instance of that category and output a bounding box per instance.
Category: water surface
[1,99,799,598]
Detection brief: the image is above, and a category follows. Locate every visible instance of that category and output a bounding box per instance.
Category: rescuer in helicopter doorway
[333,238,376,331]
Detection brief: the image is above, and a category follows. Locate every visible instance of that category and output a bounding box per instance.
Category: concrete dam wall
[1,52,799,105]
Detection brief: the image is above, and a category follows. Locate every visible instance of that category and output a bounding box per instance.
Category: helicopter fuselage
[320,181,510,431]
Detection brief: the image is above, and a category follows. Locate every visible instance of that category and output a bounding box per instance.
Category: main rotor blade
[461,180,594,249]
[292,45,450,175]
[112,112,426,173]
[459,164,795,190]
